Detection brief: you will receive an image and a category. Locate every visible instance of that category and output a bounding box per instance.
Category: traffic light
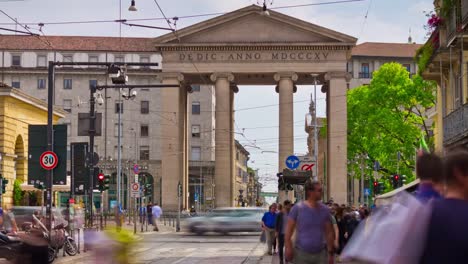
[286,184,293,191]
[392,175,400,189]
[277,173,285,191]
[104,174,110,191]
[373,181,378,195]
[97,173,105,192]
[1,177,8,194]
[399,175,407,187]
[33,181,45,190]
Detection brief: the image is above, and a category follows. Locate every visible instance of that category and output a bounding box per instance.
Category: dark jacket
[275,212,285,234]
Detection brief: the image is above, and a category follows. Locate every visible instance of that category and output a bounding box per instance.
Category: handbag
[341,191,432,264]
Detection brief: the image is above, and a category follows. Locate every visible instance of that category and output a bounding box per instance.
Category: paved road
[52,231,268,264]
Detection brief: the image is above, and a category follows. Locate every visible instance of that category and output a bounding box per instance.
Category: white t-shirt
[152,206,162,218]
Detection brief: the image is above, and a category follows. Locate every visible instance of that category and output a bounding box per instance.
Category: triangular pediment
[154,5,356,46]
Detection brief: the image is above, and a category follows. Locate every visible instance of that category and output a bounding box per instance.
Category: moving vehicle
[187,207,266,235]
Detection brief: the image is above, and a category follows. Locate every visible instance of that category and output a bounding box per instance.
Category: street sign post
[131,183,140,198]
[133,164,140,174]
[39,151,59,170]
[285,155,300,170]
[177,181,181,232]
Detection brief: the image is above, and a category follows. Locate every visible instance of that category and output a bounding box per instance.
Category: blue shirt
[262,212,276,229]
[420,198,468,263]
[415,182,441,203]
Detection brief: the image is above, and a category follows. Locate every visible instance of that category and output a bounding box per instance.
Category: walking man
[415,152,443,202]
[285,181,334,264]
[151,203,162,232]
[262,203,277,255]
[146,203,153,226]
[276,200,292,264]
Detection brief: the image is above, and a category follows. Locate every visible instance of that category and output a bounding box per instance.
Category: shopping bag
[260,230,266,243]
[341,191,432,264]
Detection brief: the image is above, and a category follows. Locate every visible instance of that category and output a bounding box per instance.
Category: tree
[347,63,436,188]
[13,179,24,206]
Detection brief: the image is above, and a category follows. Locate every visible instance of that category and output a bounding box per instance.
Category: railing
[446,3,462,45]
[462,0,468,27]
[358,72,372,79]
[443,103,468,144]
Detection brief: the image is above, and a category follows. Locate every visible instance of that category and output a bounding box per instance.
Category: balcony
[462,0,468,27]
[443,103,468,145]
[358,72,372,79]
[446,3,462,45]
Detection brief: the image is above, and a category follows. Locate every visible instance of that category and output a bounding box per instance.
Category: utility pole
[117,90,122,209]
[88,82,97,227]
[360,155,365,205]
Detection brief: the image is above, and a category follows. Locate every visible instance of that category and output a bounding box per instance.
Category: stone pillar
[211,73,235,207]
[160,73,188,210]
[325,72,351,204]
[274,72,298,203]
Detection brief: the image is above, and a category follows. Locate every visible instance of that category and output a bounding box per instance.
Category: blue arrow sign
[285,155,300,170]
[364,188,370,196]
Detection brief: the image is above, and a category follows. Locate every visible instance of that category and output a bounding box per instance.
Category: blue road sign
[194,192,199,202]
[364,188,370,196]
[285,155,300,170]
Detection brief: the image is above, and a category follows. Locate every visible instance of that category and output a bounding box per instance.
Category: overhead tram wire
[0,0,366,27]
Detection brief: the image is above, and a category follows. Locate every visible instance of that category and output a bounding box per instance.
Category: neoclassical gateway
[155,5,355,209]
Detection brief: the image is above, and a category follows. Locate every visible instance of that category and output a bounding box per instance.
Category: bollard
[164,214,166,225]
[172,214,175,228]
[77,228,81,254]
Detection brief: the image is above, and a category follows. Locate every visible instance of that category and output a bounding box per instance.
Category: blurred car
[187,207,266,235]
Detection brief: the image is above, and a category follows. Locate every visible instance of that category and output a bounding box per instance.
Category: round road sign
[131,183,139,191]
[133,164,140,174]
[40,151,59,170]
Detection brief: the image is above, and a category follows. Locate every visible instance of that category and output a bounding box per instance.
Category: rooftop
[0,35,155,52]
[352,42,422,58]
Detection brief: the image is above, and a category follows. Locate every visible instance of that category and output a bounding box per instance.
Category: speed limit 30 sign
[39,151,59,170]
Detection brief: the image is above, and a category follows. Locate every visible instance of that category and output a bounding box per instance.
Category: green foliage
[347,63,436,188]
[319,119,327,138]
[415,44,434,75]
[440,0,455,19]
[13,179,24,206]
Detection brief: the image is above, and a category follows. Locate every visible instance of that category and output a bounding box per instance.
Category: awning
[374,178,420,205]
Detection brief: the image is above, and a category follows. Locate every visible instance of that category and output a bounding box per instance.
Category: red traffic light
[373,181,378,187]
[394,175,399,180]
[98,173,105,181]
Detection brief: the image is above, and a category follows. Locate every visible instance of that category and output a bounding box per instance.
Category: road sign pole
[46,62,55,234]
[88,82,97,228]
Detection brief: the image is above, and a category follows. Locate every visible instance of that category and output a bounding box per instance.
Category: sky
[0,0,434,191]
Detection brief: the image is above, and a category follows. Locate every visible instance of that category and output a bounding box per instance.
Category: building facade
[0,35,216,210]
[421,0,468,153]
[0,83,65,207]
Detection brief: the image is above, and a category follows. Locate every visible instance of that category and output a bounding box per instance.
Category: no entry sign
[39,151,58,170]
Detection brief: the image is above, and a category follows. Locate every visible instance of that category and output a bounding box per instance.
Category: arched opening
[14,135,26,182]
[138,172,155,203]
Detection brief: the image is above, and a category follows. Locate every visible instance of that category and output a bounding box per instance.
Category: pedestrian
[261,203,277,255]
[415,152,443,202]
[419,150,468,263]
[146,203,153,225]
[0,207,18,234]
[285,181,334,264]
[276,200,292,264]
[151,202,162,232]
[335,206,347,254]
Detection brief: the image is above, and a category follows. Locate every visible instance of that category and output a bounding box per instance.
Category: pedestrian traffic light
[33,181,45,190]
[286,184,293,191]
[97,173,105,192]
[104,174,110,190]
[277,173,285,191]
[1,177,8,194]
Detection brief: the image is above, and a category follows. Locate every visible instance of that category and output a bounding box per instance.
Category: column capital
[157,72,185,82]
[324,71,352,82]
[274,72,298,82]
[210,72,235,83]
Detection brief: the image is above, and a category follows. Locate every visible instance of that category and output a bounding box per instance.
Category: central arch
[155,5,355,209]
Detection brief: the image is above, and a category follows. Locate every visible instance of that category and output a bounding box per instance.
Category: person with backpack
[285,181,334,264]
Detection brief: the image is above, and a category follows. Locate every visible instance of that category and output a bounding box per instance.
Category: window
[191,125,201,138]
[191,147,201,161]
[114,123,123,137]
[11,55,21,67]
[359,63,370,78]
[66,123,71,137]
[115,56,124,63]
[11,77,20,88]
[140,125,149,137]
[115,101,123,113]
[191,85,201,92]
[403,64,411,72]
[140,146,150,160]
[63,55,73,63]
[37,55,47,67]
[141,101,149,114]
[140,56,150,69]
[63,79,72,90]
[192,101,201,115]
[63,99,72,113]
[37,78,46,89]
[89,55,99,63]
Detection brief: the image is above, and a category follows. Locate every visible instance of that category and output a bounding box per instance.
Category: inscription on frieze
[175,51,332,62]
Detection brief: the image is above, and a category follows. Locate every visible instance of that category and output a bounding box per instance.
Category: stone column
[325,72,351,204]
[160,73,188,210]
[211,73,235,207]
[274,72,298,203]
